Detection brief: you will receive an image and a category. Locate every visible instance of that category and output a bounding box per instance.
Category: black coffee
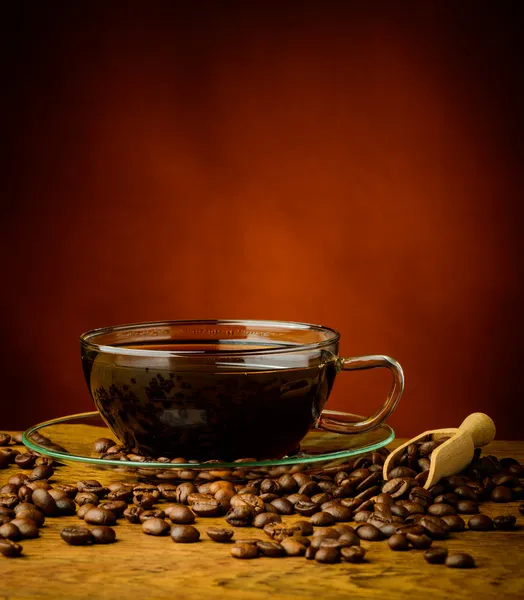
[83,343,337,460]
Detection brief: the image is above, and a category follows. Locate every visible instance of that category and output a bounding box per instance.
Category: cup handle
[317,355,404,434]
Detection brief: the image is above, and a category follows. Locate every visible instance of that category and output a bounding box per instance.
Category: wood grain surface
[1,435,523,600]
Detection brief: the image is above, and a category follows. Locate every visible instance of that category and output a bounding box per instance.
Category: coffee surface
[83,344,337,460]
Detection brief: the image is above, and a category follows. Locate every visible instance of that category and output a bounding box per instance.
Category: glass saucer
[23,411,394,481]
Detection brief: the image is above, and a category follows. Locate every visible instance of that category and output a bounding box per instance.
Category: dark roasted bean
[389,467,417,479]
[93,438,117,453]
[456,500,479,514]
[424,547,448,564]
[428,503,456,517]
[142,518,170,536]
[0,539,23,557]
[171,524,200,543]
[305,546,317,560]
[388,533,409,551]
[31,489,58,516]
[357,523,383,541]
[294,520,314,536]
[446,552,475,569]
[315,546,339,563]
[434,493,459,507]
[133,492,156,509]
[139,509,165,523]
[14,453,37,469]
[91,526,116,544]
[310,511,336,527]
[83,507,116,526]
[253,512,281,529]
[294,501,319,517]
[354,510,372,523]
[323,504,353,522]
[100,501,127,517]
[341,545,366,563]
[165,504,195,525]
[419,516,449,539]
[493,515,516,530]
[270,498,293,515]
[60,526,93,546]
[0,434,12,446]
[440,515,465,532]
[256,540,285,557]
[406,533,432,549]
[231,543,258,558]
[382,478,410,498]
[226,505,253,527]
[55,497,77,516]
[491,486,512,503]
[206,527,234,542]
[409,487,433,508]
[123,505,144,523]
[0,522,21,540]
[468,514,493,531]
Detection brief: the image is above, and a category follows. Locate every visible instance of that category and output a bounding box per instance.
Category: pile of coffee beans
[1,431,522,569]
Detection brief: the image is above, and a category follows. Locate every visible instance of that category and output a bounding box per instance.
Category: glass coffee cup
[80,319,404,460]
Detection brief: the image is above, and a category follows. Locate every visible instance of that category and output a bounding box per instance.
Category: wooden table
[1,435,523,600]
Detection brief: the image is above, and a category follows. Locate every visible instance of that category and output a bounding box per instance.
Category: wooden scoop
[383,413,496,489]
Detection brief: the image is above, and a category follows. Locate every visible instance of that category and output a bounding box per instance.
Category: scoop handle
[458,413,496,447]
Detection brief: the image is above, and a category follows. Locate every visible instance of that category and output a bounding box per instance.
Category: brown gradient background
[3,2,524,438]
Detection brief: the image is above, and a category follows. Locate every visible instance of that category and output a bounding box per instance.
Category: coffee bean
[142,518,170,536]
[456,500,479,515]
[323,504,353,522]
[388,533,409,551]
[445,552,475,569]
[93,438,116,453]
[31,489,58,516]
[357,523,383,541]
[390,504,408,518]
[54,484,78,498]
[382,478,410,498]
[252,511,280,528]
[230,494,265,515]
[0,539,23,557]
[205,527,234,542]
[264,523,301,541]
[171,525,200,543]
[77,503,98,520]
[491,486,512,503]
[231,543,258,559]
[226,505,253,527]
[341,546,366,563]
[305,546,317,560]
[493,515,516,530]
[315,546,340,563]
[100,501,127,517]
[192,499,222,517]
[55,496,77,516]
[355,486,381,502]
[454,485,477,501]
[468,514,493,531]
[139,509,166,523]
[402,502,426,515]
[280,537,306,556]
[75,492,100,507]
[10,518,39,539]
[440,515,465,532]
[0,522,21,540]
[14,453,37,469]
[310,511,336,527]
[0,434,11,446]
[60,527,93,546]
[389,467,417,479]
[419,516,449,539]
[268,497,293,515]
[29,465,54,481]
[294,501,319,517]
[83,507,117,526]
[424,547,448,564]
[354,510,372,523]
[256,540,285,557]
[15,507,45,527]
[434,493,459,507]
[91,526,116,544]
[409,487,433,508]
[428,503,456,517]
[406,533,433,549]
[379,523,398,538]
[76,480,107,497]
[133,492,156,509]
[165,504,195,525]
[287,520,310,537]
